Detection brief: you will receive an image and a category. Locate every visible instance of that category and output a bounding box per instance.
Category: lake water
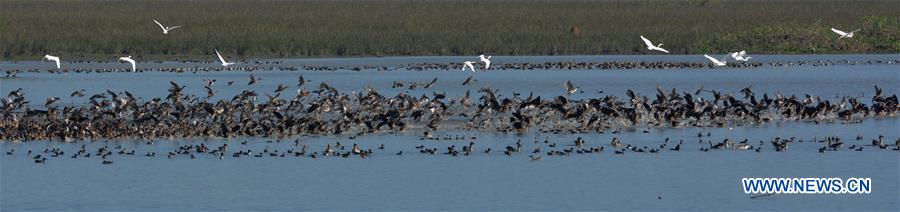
[1,55,899,211]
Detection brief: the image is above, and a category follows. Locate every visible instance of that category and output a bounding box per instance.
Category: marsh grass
[2,0,898,60]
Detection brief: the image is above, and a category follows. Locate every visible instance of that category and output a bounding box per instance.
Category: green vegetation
[1,0,898,60]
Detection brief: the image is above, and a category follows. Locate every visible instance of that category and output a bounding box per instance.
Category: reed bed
[1,0,898,60]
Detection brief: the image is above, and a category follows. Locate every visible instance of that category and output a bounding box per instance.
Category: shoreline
[4,53,900,62]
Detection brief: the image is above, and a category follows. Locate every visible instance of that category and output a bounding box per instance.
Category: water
[1,55,899,211]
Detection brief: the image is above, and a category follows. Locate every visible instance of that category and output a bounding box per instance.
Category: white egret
[830,28,859,39]
[153,20,182,34]
[640,35,669,53]
[704,54,727,67]
[479,54,492,69]
[118,56,136,72]
[215,49,235,67]
[730,50,751,61]
[43,54,61,69]
[463,61,476,72]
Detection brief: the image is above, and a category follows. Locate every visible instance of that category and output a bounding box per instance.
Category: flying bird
[564,80,580,95]
[730,51,751,61]
[118,56,136,72]
[479,54,492,69]
[704,54,727,67]
[215,49,235,67]
[298,75,310,87]
[43,54,61,69]
[462,61,476,72]
[423,77,438,89]
[462,76,477,85]
[70,89,86,97]
[830,28,860,39]
[640,35,669,53]
[153,19,182,34]
[248,74,260,85]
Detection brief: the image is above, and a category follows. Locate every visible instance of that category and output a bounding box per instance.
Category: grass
[1,0,898,60]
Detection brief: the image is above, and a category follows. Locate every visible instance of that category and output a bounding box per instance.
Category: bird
[423,77,438,89]
[70,89,85,97]
[462,61,476,72]
[43,54,61,69]
[118,56,136,72]
[831,28,860,39]
[479,54,492,69]
[730,51,751,61]
[462,76,476,85]
[215,49,235,67]
[640,35,669,53]
[298,75,310,87]
[248,74,260,85]
[704,54,727,67]
[564,80,579,95]
[153,20,182,34]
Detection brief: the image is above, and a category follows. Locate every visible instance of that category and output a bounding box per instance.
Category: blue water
[1,55,898,211]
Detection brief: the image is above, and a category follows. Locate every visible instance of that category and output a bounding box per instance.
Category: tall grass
[1,0,898,60]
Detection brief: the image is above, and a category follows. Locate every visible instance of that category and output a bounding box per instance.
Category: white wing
[215,50,228,64]
[831,28,847,36]
[154,20,167,31]
[704,54,722,64]
[656,48,669,53]
[738,51,746,57]
[53,59,60,69]
[640,36,654,47]
[168,25,182,30]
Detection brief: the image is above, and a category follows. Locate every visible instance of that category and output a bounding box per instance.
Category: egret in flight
[463,61,476,72]
[830,28,859,39]
[730,51,751,61]
[479,54,492,69]
[43,54,61,69]
[704,54,727,67]
[640,35,669,53]
[119,56,136,72]
[215,49,235,67]
[153,20,182,34]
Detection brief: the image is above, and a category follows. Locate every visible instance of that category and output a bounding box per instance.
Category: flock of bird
[7,57,896,78]
[4,20,895,165]
[6,131,899,164]
[33,19,865,71]
[1,77,896,141]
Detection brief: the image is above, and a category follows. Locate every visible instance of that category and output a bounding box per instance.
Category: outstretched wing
[153,20,167,31]
[831,28,847,36]
[168,25,182,30]
[640,36,654,47]
[564,80,574,91]
[704,54,720,63]
[215,50,227,64]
